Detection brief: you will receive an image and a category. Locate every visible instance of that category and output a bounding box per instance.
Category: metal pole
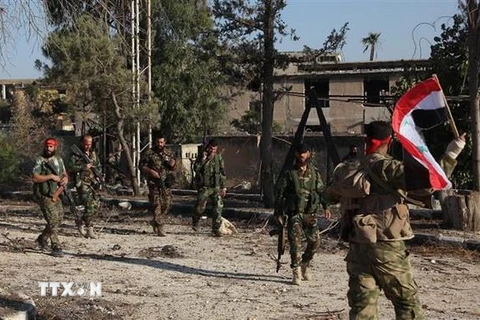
[135,0,141,186]
[131,0,137,186]
[147,0,152,148]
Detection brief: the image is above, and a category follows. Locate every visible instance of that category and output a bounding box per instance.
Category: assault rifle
[71,144,105,188]
[44,160,83,225]
[269,198,287,273]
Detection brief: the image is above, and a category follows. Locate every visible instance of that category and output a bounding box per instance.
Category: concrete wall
[209,135,365,192]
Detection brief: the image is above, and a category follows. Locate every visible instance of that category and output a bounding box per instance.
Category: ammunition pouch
[350,214,377,244]
[376,203,413,240]
[33,181,54,199]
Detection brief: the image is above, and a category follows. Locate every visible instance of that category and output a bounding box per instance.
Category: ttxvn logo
[39,282,102,297]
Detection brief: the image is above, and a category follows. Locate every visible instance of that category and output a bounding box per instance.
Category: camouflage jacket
[32,155,66,198]
[140,147,175,187]
[276,164,327,215]
[70,149,101,187]
[353,151,459,242]
[193,153,226,189]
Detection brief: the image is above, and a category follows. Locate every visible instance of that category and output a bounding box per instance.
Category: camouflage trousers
[37,196,64,249]
[287,212,320,269]
[193,187,224,232]
[346,241,424,320]
[148,186,172,227]
[78,184,100,227]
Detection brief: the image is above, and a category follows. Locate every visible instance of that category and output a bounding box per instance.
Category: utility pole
[147,0,152,148]
[466,0,480,190]
[131,0,141,186]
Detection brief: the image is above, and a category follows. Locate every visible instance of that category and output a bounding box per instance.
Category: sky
[0,0,461,80]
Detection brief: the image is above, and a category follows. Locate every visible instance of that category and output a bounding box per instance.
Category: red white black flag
[392,76,451,190]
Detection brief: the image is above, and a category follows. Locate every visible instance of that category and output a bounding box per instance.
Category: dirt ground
[1,198,480,320]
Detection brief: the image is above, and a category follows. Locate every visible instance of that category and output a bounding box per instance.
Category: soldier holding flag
[343,76,466,319]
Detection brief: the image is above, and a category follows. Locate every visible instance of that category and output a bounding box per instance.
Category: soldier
[70,135,102,239]
[275,143,331,285]
[192,139,227,237]
[140,135,176,237]
[32,138,69,257]
[342,121,465,319]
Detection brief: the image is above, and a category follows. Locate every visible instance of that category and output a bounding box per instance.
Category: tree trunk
[260,0,275,208]
[443,189,480,231]
[468,0,480,191]
[112,92,140,196]
[369,46,374,61]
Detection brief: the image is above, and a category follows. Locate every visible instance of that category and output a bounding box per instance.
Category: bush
[0,134,20,183]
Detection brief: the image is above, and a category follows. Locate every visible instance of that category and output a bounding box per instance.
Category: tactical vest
[143,148,173,187]
[287,166,321,215]
[197,155,225,188]
[33,156,62,198]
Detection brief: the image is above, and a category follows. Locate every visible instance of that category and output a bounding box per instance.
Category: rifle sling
[362,159,425,207]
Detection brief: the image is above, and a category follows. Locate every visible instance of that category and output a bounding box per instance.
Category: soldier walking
[140,135,176,236]
[275,143,330,285]
[192,139,227,237]
[337,121,465,319]
[32,138,69,257]
[70,135,102,239]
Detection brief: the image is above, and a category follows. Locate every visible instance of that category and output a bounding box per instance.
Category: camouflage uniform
[140,147,175,231]
[32,155,67,250]
[70,149,101,228]
[192,153,227,234]
[276,164,326,269]
[345,151,442,320]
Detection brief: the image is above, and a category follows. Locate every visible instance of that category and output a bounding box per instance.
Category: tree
[212,0,295,208]
[38,15,157,195]
[151,0,226,142]
[303,22,349,61]
[361,32,381,61]
[429,12,473,189]
[462,0,480,190]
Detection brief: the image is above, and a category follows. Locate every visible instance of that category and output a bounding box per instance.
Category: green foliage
[303,22,349,61]
[231,109,281,134]
[430,14,468,96]
[0,100,11,123]
[152,0,226,142]
[0,134,20,183]
[361,32,381,61]
[212,0,294,88]
[429,14,471,189]
[39,15,158,133]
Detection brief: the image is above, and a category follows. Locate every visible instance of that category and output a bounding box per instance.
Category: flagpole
[432,74,460,138]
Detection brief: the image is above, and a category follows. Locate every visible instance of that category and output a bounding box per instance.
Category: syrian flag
[392,76,451,191]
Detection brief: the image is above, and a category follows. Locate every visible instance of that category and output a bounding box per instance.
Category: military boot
[51,245,64,257]
[150,220,158,234]
[86,227,98,239]
[301,263,311,281]
[192,220,200,232]
[76,219,86,237]
[157,225,167,237]
[35,235,49,251]
[292,267,302,285]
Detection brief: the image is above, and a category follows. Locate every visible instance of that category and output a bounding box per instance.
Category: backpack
[328,159,370,199]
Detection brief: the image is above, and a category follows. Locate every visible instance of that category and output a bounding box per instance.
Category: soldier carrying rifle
[32,138,69,257]
[274,143,331,285]
[140,135,176,237]
[70,135,103,239]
